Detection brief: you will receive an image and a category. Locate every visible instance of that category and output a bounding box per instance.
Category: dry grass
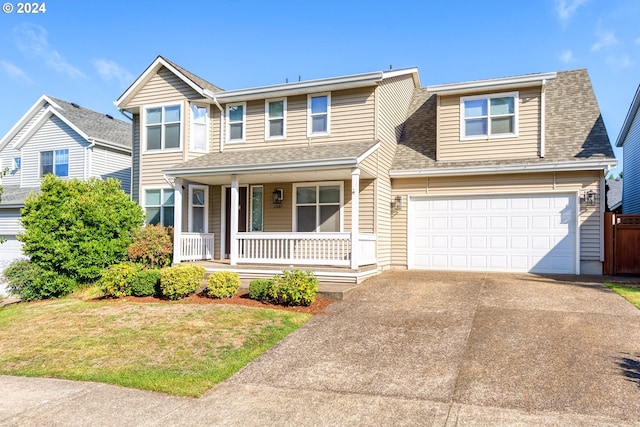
[0,298,311,396]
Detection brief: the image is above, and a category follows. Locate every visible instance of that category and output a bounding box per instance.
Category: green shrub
[99,262,142,298]
[19,175,144,283]
[205,271,241,299]
[159,264,205,300]
[2,260,77,301]
[270,270,318,306]
[127,225,173,268]
[131,269,161,297]
[249,279,273,301]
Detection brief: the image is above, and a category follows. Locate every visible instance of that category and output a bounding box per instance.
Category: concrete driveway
[2,271,640,426]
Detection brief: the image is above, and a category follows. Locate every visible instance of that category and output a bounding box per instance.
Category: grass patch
[0,298,310,397]
[604,282,640,309]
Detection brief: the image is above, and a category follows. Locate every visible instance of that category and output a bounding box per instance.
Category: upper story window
[265,98,286,140]
[13,157,21,171]
[41,149,68,177]
[460,92,518,140]
[145,104,181,151]
[307,93,330,137]
[190,104,208,152]
[226,103,246,143]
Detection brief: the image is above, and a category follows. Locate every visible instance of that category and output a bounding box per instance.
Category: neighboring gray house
[616,84,640,214]
[0,95,132,266]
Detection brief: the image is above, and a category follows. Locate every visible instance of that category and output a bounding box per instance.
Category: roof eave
[427,72,558,96]
[615,84,640,147]
[389,159,618,178]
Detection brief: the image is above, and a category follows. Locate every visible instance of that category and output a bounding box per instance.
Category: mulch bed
[106,291,333,315]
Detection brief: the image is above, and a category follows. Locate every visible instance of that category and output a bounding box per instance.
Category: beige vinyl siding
[140,151,183,188]
[210,185,222,259]
[438,87,541,162]
[374,74,418,269]
[127,67,201,108]
[391,171,602,269]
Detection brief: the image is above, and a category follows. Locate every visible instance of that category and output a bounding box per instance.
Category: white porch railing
[179,232,214,261]
[235,232,376,267]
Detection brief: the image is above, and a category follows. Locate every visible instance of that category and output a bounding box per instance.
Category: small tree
[19,175,144,283]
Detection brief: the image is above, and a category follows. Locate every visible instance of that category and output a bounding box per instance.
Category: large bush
[19,175,144,283]
[3,260,77,301]
[127,224,173,268]
[159,264,205,300]
[270,270,318,306]
[205,271,240,299]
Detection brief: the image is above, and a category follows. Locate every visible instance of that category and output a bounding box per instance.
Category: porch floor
[188,260,378,300]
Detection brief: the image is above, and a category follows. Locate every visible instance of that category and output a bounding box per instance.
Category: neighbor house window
[188,185,208,233]
[251,186,263,232]
[41,149,68,177]
[294,182,342,232]
[145,104,181,151]
[265,99,286,140]
[13,157,21,170]
[144,188,174,227]
[226,103,246,143]
[190,104,208,152]
[307,93,330,136]
[461,92,518,139]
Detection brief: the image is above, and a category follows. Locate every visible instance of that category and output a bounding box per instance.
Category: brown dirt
[100,291,333,315]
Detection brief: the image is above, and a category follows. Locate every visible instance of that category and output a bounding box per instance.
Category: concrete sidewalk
[1,271,640,426]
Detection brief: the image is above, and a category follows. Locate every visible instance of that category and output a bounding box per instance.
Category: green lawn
[0,298,310,397]
[604,282,640,309]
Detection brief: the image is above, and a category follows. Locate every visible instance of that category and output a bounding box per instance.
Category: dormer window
[461,92,518,140]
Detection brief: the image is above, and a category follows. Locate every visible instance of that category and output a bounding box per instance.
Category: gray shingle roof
[47,97,132,148]
[165,140,378,171]
[392,69,616,171]
[0,186,39,207]
[161,56,224,94]
[606,179,622,210]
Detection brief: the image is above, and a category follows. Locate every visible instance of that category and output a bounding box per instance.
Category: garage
[408,193,578,274]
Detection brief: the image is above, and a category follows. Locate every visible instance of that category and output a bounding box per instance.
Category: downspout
[540,79,546,158]
[212,97,225,152]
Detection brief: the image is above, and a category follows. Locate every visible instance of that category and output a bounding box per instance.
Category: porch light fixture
[584,190,596,206]
[393,195,404,210]
[272,188,283,208]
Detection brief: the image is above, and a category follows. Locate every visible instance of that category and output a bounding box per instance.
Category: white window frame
[264,98,287,141]
[460,91,519,141]
[292,181,343,232]
[143,187,175,227]
[226,102,247,143]
[190,103,209,153]
[40,149,69,177]
[13,157,21,170]
[142,102,183,153]
[307,93,331,137]
[250,185,264,232]
[188,184,209,233]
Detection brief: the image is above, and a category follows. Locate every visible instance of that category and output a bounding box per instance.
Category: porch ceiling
[180,167,374,186]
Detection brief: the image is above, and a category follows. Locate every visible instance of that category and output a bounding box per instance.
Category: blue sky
[0,0,637,175]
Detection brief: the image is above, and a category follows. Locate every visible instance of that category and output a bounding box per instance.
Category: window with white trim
[461,92,518,139]
[189,185,208,233]
[144,188,174,227]
[294,183,342,232]
[250,186,263,232]
[41,149,68,177]
[226,103,246,143]
[145,104,181,151]
[307,93,330,136]
[190,104,208,152]
[13,157,21,170]
[265,99,286,140]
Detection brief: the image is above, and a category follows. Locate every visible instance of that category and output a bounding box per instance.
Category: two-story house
[616,83,640,214]
[116,57,616,280]
[0,95,132,265]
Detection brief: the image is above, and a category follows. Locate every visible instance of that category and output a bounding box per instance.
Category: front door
[225,186,248,258]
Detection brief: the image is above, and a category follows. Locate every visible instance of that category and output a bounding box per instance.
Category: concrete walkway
[1,271,640,426]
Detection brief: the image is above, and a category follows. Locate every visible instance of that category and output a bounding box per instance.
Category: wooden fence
[604,213,640,275]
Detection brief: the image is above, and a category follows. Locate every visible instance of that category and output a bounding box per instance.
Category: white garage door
[408,193,577,274]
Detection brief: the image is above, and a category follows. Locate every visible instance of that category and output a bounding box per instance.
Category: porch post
[172,178,183,264]
[229,175,239,266]
[350,168,360,269]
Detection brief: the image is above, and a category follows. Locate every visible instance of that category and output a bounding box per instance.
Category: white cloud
[0,60,33,84]
[559,49,576,63]
[606,54,634,69]
[12,23,86,79]
[555,0,589,23]
[92,59,133,88]
[591,29,618,52]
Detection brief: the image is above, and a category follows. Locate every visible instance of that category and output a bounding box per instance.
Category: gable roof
[606,178,622,211]
[391,69,617,176]
[616,84,640,147]
[0,185,38,208]
[0,95,131,152]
